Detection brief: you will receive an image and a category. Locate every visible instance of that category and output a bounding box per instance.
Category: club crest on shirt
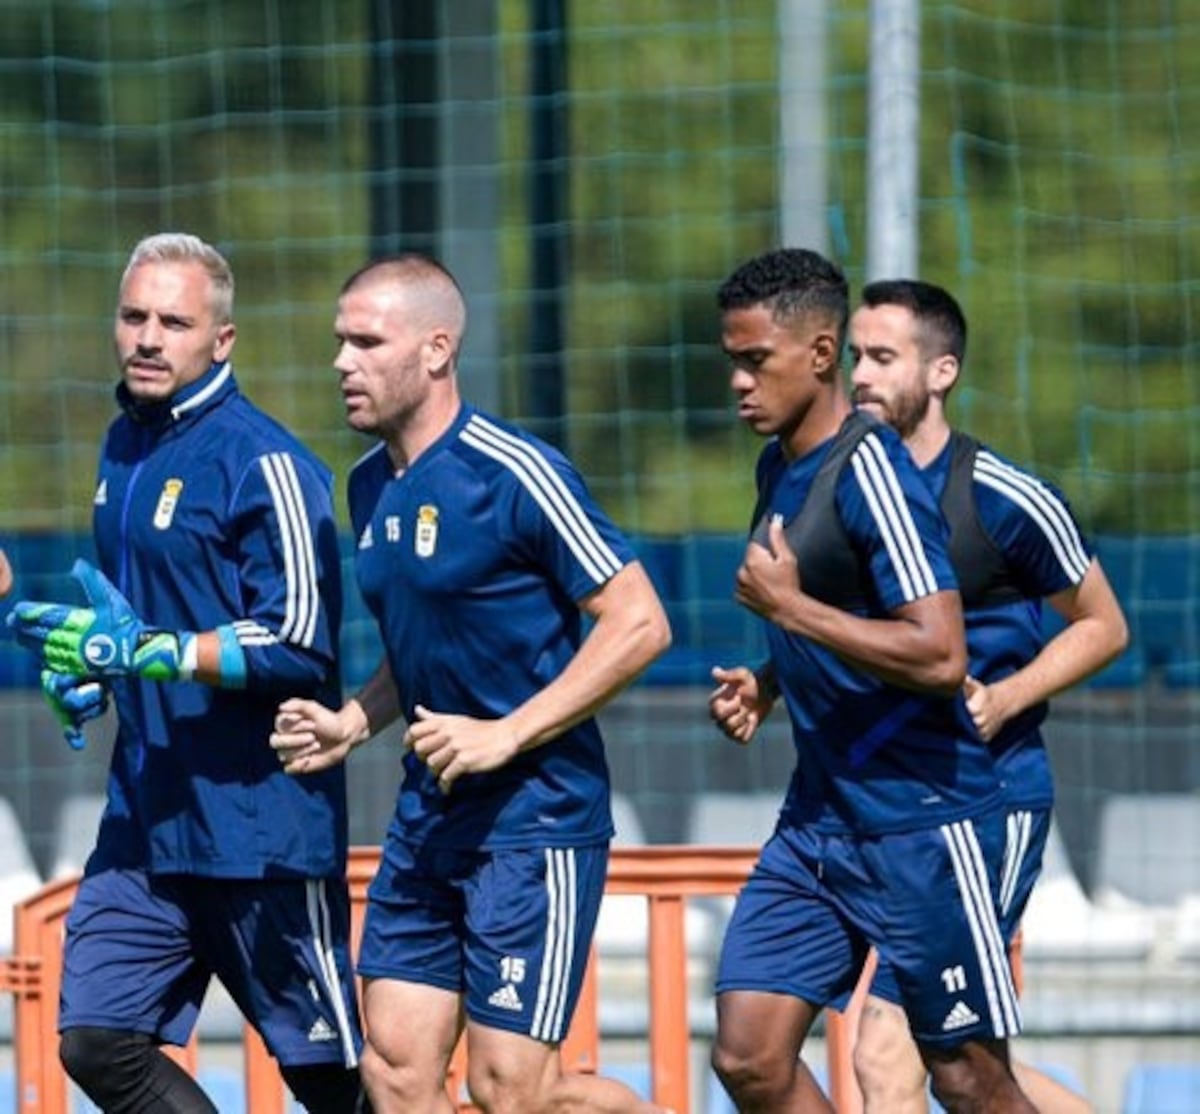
[415,504,439,558]
[152,479,184,530]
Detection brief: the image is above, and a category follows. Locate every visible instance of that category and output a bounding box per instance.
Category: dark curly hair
[717,248,849,339]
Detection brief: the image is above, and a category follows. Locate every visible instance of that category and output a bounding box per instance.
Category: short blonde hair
[122,233,235,323]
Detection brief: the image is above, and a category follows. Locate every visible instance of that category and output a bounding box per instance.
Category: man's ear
[811,330,842,377]
[425,327,455,376]
[213,322,236,363]
[929,353,960,395]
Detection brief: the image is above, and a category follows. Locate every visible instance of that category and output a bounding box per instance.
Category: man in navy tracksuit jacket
[10,233,366,1113]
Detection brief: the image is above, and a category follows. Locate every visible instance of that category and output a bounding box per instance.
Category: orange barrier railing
[0,846,871,1114]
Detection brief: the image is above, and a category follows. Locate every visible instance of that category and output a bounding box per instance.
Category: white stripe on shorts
[305,879,359,1068]
[941,819,1022,1038]
[530,848,578,1042]
[1000,810,1033,918]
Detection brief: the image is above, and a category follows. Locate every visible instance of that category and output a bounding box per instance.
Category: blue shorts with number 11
[717,811,1021,1047]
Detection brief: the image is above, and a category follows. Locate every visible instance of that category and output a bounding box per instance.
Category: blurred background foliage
[0,0,1195,535]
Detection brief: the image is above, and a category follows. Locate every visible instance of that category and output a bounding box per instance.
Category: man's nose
[136,320,163,351]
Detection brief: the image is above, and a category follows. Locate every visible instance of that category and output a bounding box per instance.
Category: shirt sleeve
[836,429,958,612]
[972,449,1093,596]
[501,440,636,603]
[227,450,341,692]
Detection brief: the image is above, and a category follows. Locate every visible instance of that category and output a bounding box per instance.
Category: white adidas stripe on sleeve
[850,433,939,601]
[462,416,623,584]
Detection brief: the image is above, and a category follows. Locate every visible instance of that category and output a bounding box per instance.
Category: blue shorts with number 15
[358,837,607,1044]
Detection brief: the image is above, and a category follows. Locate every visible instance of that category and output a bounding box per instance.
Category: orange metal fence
[0,845,870,1114]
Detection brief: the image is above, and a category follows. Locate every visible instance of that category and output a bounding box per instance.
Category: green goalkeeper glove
[8,558,196,681]
[41,669,108,750]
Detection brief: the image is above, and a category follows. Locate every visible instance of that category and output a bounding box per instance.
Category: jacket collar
[117,361,237,428]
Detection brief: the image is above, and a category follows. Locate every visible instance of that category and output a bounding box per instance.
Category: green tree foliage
[0,1,370,528]
[560,1,1199,533]
[0,1,1194,534]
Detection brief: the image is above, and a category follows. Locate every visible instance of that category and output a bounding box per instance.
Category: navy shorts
[358,839,607,1043]
[869,806,1051,1006]
[716,812,1021,1047]
[996,806,1051,936]
[59,867,363,1068]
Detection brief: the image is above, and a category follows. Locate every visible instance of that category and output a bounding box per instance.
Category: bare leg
[854,995,928,1114]
[466,1022,672,1114]
[361,978,461,1114]
[856,995,1092,1114]
[922,1038,1038,1114]
[711,990,833,1113]
[1013,1059,1093,1114]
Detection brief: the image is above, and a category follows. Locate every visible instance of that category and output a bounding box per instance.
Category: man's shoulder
[838,417,932,504]
[967,439,1069,513]
[214,396,331,475]
[832,411,900,472]
[455,408,579,485]
[963,436,1041,486]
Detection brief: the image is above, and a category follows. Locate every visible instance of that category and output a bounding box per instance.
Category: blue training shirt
[754,418,1003,836]
[926,439,1093,810]
[348,404,635,851]
[90,361,348,879]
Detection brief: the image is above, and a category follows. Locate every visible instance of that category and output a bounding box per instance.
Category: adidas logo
[308,1017,337,1042]
[358,524,374,549]
[941,1000,981,1032]
[487,983,523,1012]
[94,479,108,506]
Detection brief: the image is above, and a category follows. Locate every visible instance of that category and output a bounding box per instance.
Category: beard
[854,385,930,441]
